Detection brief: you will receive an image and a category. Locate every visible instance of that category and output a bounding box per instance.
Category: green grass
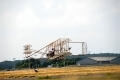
[38,76,52,79]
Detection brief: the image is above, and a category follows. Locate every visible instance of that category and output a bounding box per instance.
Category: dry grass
[0,65,120,80]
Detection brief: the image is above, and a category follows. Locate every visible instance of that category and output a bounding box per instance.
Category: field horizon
[0,65,120,80]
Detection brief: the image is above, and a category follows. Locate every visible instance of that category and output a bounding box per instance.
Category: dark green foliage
[16,58,41,69]
[52,58,82,67]
[0,60,20,69]
[0,66,4,70]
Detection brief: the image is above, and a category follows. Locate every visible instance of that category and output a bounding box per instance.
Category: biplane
[23,38,87,61]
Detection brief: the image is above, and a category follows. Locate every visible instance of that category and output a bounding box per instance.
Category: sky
[0,0,120,62]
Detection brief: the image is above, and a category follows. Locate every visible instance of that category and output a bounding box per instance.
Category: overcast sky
[0,0,120,62]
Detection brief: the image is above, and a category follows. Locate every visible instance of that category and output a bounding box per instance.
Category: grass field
[0,65,120,80]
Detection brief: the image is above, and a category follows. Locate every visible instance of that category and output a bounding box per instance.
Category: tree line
[15,57,81,69]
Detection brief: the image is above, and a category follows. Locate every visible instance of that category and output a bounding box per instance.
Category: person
[51,48,55,57]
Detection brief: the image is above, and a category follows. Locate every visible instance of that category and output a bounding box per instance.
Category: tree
[0,67,4,70]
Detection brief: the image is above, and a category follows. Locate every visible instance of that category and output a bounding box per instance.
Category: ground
[0,65,120,80]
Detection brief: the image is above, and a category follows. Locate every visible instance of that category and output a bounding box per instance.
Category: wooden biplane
[23,38,87,61]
